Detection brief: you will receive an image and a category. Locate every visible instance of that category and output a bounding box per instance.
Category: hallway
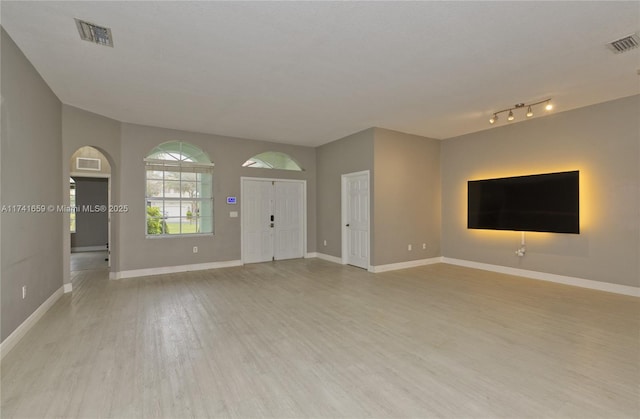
[70,250,108,272]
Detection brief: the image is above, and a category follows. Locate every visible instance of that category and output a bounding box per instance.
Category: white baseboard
[1,286,64,360]
[312,254,443,273]
[63,283,72,293]
[369,257,443,273]
[442,257,640,297]
[314,252,343,264]
[305,252,318,258]
[71,246,107,253]
[110,259,243,280]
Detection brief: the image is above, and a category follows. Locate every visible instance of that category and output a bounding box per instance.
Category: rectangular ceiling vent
[76,157,101,171]
[75,18,113,47]
[607,32,639,54]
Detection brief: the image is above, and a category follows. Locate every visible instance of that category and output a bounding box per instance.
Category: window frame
[144,143,214,238]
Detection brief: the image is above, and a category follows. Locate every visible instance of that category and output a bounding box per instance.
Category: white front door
[242,178,305,264]
[342,171,370,269]
[274,181,304,260]
[242,180,274,263]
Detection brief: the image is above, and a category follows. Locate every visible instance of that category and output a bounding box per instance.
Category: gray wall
[62,105,121,283]
[373,128,440,266]
[315,127,441,267]
[441,95,640,287]
[1,29,63,341]
[118,123,317,271]
[316,128,375,259]
[71,178,109,249]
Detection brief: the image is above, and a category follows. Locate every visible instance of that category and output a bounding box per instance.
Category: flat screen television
[468,170,579,234]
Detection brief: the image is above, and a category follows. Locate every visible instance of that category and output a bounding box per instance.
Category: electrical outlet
[323,240,327,246]
[22,286,26,299]
[408,244,412,251]
[193,246,198,254]
[422,243,426,250]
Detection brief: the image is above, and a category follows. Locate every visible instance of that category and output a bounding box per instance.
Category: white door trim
[70,173,112,273]
[70,172,111,179]
[240,177,307,264]
[341,170,371,270]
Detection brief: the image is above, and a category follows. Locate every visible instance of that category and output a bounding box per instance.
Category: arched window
[144,141,214,236]
[242,151,303,171]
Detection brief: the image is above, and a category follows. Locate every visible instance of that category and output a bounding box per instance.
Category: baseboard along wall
[441,257,639,297]
[0,286,64,360]
[110,259,243,280]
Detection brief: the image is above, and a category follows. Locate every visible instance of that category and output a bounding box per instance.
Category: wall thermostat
[226,196,237,205]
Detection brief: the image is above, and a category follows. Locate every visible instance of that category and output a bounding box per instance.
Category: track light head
[507,110,514,121]
[526,106,533,117]
[489,115,497,124]
[545,102,553,111]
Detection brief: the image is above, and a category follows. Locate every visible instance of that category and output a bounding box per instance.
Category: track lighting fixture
[489,99,553,124]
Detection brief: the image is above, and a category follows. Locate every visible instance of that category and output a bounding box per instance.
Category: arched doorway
[67,146,112,279]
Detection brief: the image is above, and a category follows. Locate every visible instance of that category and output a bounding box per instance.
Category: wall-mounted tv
[468,170,579,234]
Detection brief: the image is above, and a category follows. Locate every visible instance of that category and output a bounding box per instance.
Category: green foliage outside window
[146,206,168,235]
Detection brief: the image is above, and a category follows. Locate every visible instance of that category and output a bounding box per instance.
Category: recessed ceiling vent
[607,32,639,54]
[75,18,113,47]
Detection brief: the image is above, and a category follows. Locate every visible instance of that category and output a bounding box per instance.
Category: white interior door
[242,178,305,264]
[342,171,370,269]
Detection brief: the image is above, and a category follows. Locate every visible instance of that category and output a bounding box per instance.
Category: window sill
[145,233,214,239]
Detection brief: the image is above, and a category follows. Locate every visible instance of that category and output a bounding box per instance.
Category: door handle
[270,215,274,222]
[270,223,274,228]
[346,224,350,227]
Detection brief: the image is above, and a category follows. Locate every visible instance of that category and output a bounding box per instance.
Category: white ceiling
[2,1,638,146]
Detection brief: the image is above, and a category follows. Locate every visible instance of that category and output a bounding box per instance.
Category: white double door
[242,179,305,264]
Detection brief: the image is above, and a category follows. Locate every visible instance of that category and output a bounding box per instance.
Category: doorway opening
[69,146,111,274]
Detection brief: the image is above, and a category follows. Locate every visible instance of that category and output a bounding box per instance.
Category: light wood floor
[70,251,108,272]
[1,259,638,418]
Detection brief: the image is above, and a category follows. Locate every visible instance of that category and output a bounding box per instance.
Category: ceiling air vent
[75,18,113,47]
[607,32,639,54]
[76,157,101,171]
